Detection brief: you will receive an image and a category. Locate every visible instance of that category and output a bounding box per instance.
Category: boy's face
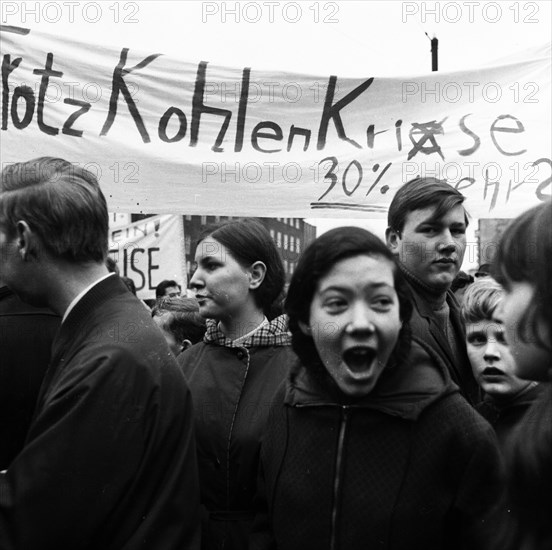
[386,204,467,292]
[466,316,532,399]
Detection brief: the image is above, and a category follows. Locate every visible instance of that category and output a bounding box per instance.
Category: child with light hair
[462,277,540,449]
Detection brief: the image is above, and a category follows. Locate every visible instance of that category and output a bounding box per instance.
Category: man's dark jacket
[403,275,480,405]
[0,276,201,549]
[0,286,60,469]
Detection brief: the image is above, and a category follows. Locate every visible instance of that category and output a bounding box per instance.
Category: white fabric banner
[108,214,186,300]
[1,25,550,218]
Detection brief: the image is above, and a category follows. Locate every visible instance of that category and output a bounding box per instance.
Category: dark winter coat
[0,275,201,549]
[477,383,542,450]
[251,338,504,550]
[178,315,294,550]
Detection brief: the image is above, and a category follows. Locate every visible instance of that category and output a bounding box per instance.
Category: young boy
[462,278,540,449]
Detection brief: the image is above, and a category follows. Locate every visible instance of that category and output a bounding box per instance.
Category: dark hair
[0,157,108,263]
[152,296,206,345]
[387,177,469,234]
[155,279,181,298]
[285,226,412,374]
[491,201,552,550]
[196,218,285,319]
[493,201,551,351]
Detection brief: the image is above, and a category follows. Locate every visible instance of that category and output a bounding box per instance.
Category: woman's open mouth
[342,347,376,374]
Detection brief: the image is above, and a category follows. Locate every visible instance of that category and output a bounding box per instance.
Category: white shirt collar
[61,273,115,324]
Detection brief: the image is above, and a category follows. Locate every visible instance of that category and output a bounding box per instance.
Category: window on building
[290,236,295,252]
[296,239,301,254]
[283,234,288,250]
[277,231,282,247]
[270,229,275,240]
[201,216,207,224]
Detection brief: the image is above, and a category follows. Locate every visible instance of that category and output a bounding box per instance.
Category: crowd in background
[0,157,550,550]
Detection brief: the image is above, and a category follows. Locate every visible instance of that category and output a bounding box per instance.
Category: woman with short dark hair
[251,226,503,550]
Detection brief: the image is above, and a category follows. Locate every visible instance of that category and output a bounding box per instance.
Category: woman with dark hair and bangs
[178,218,295,550]
[491,201,552,550]
[251,226,503,550]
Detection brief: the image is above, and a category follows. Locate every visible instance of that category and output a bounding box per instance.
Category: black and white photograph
[1,1,551,548]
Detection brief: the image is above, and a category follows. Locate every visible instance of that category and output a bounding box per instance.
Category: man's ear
[247,261,267,290]
[385,227,400,255]
[15,221,37,261]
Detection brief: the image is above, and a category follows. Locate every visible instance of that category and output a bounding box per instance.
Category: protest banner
[108,214,186,300]
[1,25,550,218]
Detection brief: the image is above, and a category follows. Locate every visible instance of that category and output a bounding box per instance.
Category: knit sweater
[251,340,504,550]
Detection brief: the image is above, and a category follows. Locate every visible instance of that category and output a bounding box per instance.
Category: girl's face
[190,237,253,321]
[302,254,401,397]
[499,279,550,381]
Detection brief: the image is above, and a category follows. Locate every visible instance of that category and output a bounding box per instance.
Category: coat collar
[284,340,457,421]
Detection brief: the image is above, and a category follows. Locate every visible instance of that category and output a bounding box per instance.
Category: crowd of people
[0,157,550,550]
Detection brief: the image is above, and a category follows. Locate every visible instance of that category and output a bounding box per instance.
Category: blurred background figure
[0,280,60,469]
[492,201,551,550]
[152,296,206,356]
[155,279,182,300]
[462,278,541,450]
[451,270,474,304]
